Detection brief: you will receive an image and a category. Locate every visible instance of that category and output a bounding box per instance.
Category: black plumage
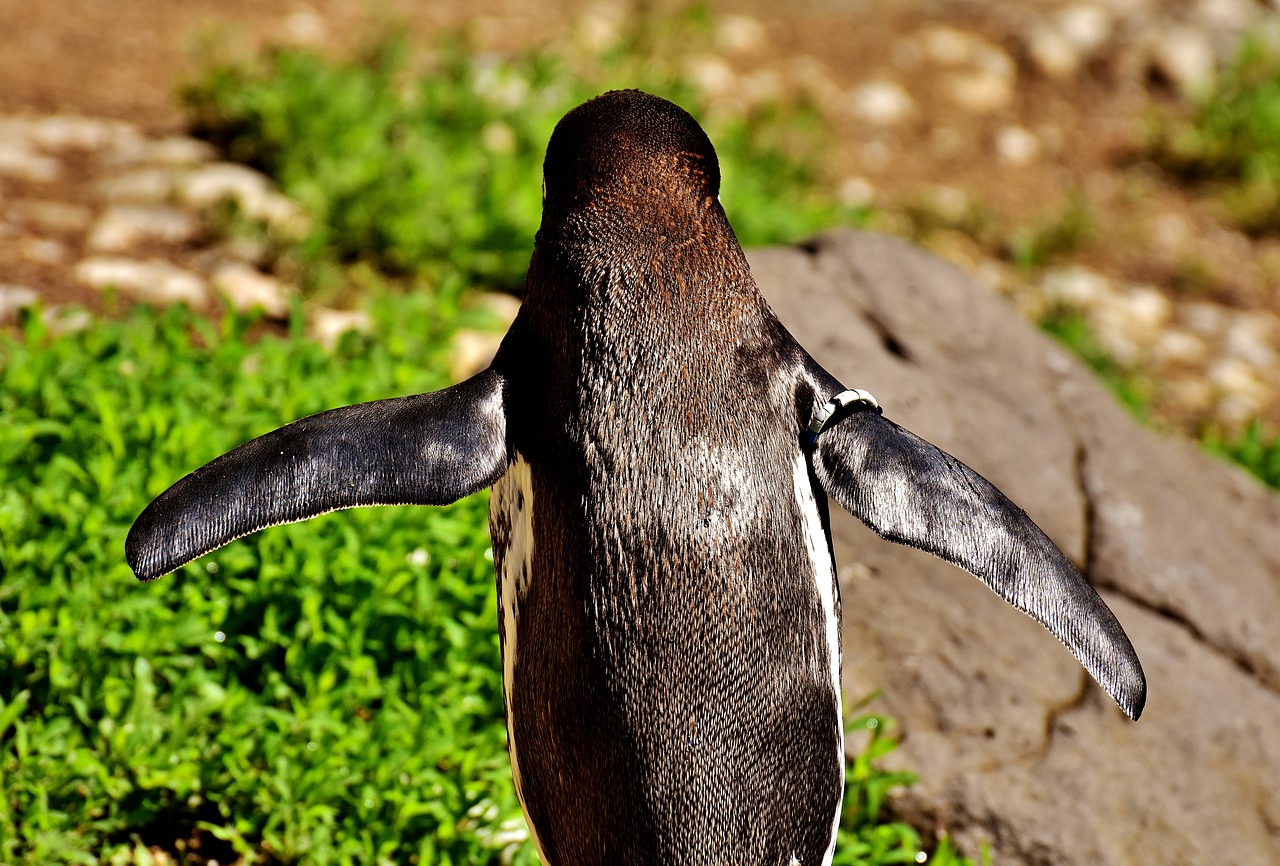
[128,89,1144,866]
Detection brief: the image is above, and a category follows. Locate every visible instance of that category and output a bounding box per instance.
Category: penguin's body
[128,91,1145,865]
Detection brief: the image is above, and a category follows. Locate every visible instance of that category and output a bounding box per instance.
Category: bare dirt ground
[3,0,1278,434]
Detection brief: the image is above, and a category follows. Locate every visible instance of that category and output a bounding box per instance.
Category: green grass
[1147,32,1280,233]
[1204,420,1280,490]
[1038,311,1153,419]
[182,11,869,297]
[2,299,980,864]
[2,298,527,865]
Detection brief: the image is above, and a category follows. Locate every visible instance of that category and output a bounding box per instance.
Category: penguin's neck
[514,233,781,445]
[527,224,760,336]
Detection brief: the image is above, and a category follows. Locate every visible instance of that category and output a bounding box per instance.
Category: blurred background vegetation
[4,1,1280,863]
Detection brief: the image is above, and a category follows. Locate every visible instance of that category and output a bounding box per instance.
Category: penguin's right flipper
[127,368,510,582]
[812,408,1146,721]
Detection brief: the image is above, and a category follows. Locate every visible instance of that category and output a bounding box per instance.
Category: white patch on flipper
[490,455,549,861]
[792,452,845,866]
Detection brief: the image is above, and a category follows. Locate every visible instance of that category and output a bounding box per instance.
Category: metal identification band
[807,388,880,443]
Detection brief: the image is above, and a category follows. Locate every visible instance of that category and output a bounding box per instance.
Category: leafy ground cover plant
[182,12,868,296]
[1,299,977,864]
[1038,311,1153,420]
[1146,32,1280,233]
[1204,420,1280,490]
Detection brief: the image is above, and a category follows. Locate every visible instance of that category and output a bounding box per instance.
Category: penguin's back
[490,291,845,865]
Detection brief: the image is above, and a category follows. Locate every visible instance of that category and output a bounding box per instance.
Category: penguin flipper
[127,368,509,581]
[813,409,1146,721]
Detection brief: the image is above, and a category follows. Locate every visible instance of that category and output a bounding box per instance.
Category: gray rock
[749,230,1280,866]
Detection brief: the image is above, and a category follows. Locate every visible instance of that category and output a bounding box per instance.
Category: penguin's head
[540,90,722,234]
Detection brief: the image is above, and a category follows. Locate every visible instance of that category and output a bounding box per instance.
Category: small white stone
[1056,4,1113,54]
[1150,27,1216,96]
[740,70,783,106]
[716,14,768,54]
[1153,212,1192,252]
[211,261,290,318]
[973,44,1015,79]
[7,200,93,233]
[19,238,68,265]
[88,205,202,252]
[254,193,310,238]
[176,164,309,236]
[1183,301,1232,339]
[0,116,37,148]
[75,256,208,307]
[1125,285,1174,333]
[575,2,627,53]
[849,80,916,127]
[282,6,327,45]
[838,176,876,207]
[947,70,1014,114]
[1027,27,1083,80]
[1043,266,1113,307]
[106,136,217,166]
[1168,377,1215,412]
[480,121,516,155]
[1088,286,1171,367]
[685,55,736,99]
[42,305,93,335]
[996,125,1040,165]
[29,115,142,152]
[1195,0,1262,33]
[471,64,529,110]
[177,163,271,209]
[1210,358,1269,402]
[97,167,179,203]
[309,307,372,349]
[474,291,522,328]
[920,26,980,65]
[1224,313,1279,369]
[1153,328,1209,366]
[0,284,39,322]
[789,56,841,107]
[925,185,970,223]
[0,143,60,182]
[450,329,505,380]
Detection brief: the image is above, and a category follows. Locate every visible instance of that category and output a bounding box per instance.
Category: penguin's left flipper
[812,408,1146,721]
[126,368,509,582]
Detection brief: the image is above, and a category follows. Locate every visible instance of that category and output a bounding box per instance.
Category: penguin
[128,89,1145,866]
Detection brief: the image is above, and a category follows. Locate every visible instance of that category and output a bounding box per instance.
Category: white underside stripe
[491,455,549,862]
[792,452,845,866]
